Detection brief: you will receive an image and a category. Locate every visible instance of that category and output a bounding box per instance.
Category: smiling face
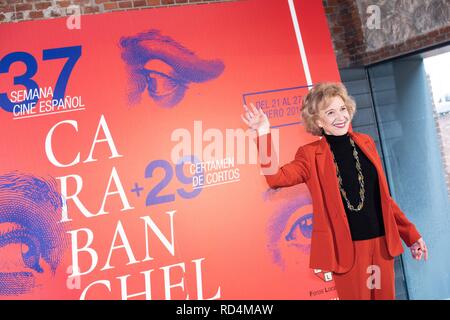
[315,95,351,136]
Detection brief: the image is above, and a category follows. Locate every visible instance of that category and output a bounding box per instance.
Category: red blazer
[256,125,421,274]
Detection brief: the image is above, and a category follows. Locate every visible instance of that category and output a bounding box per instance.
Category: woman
[241,82,428,300]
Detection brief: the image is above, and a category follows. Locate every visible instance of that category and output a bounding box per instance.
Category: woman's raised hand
[241,103,271,136]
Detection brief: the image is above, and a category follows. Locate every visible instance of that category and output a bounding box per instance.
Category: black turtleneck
[324,131,385,241]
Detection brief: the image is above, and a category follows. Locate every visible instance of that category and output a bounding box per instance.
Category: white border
[288,0,312,87]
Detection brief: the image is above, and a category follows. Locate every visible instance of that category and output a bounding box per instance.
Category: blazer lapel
[315,137,343,220]
[349,132,392,231]
[348,131,378,173]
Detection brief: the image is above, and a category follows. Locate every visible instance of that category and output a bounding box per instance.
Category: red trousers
[333,236,395,300]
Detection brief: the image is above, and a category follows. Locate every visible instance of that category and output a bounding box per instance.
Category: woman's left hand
[410,237,428,261]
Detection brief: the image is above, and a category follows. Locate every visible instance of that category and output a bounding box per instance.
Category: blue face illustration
[264,185,313,270]
[119,29,225,108]
[0,173,67,295]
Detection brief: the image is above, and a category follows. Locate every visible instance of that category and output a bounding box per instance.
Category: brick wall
[322,0,450,68]
[322,0,366,68]
[2,0,449,69]
[428,73,450,198]
[0,0,229,23]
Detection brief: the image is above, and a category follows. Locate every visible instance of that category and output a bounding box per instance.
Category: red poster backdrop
[0,0,341,299]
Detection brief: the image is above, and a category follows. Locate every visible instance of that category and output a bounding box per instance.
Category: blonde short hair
[301,82,356,136]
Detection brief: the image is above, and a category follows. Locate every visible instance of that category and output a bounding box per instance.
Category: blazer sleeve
[256,132,310,189]
[390,197,422,247]
[367,135,422,247]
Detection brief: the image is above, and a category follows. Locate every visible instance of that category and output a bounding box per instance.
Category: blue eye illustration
[285,213,313,241]
[263,186,313,269]
[0,227,43,273]
[0,173,68,296]
[120,29,225,108]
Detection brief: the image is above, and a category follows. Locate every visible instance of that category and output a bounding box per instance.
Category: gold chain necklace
[329,137,365,212]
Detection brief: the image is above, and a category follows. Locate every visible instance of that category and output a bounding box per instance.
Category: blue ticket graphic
[243,85,311,128]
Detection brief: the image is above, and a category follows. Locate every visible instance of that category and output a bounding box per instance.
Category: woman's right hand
[241,103,271,136]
